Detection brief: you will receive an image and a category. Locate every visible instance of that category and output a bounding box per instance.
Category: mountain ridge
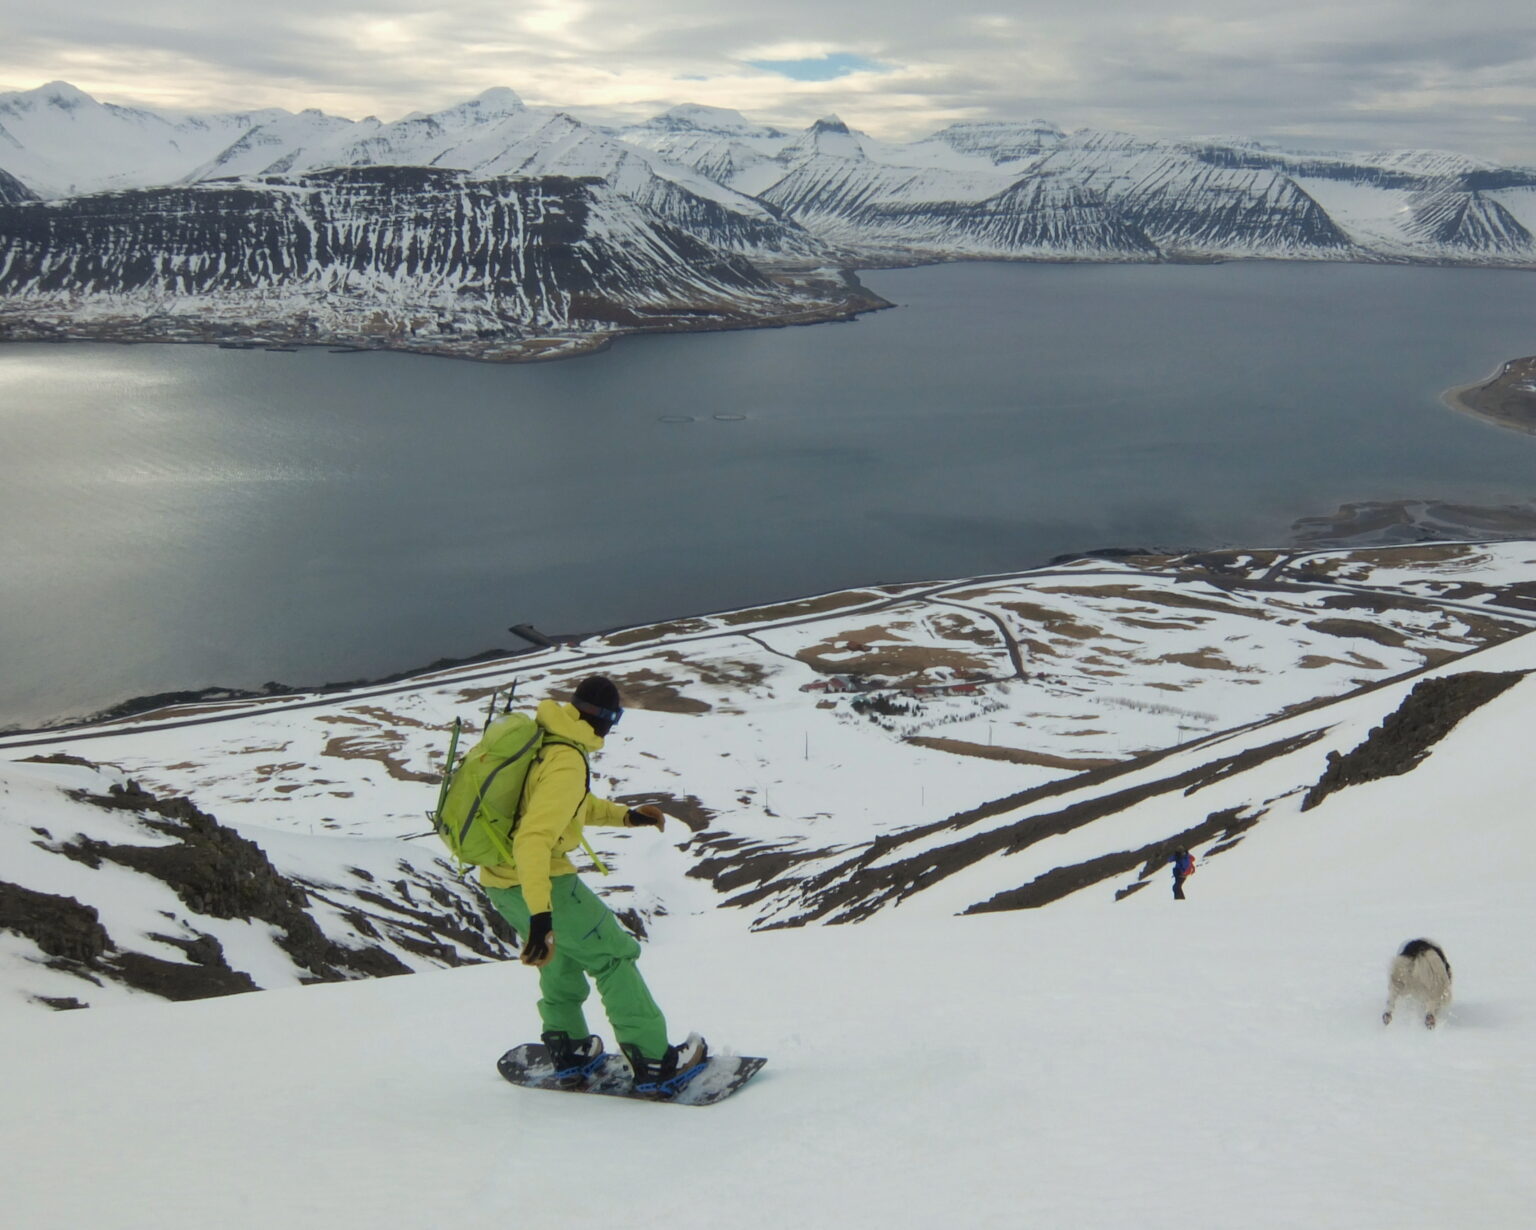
[2,82,1535,363]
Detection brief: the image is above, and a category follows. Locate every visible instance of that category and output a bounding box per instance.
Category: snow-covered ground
[3,541,1535,1227]
[4,723,1533,1228]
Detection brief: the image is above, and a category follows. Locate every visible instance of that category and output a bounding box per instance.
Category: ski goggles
[574,699,623,727]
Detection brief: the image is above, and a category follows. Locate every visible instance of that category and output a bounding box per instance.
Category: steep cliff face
[0,168,34,204]
[650,107,1536,266]
[787,171,1159,260]
[188,102,823,262]
[0,167,877,357]
[745,128,1344,260]
[928,119,1067,165]
[1404,186,1535,252]
[1027,145,1353,256]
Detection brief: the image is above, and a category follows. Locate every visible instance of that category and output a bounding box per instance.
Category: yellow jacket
[478,698,632,913]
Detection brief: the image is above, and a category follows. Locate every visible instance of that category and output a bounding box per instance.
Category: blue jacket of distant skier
[1172,852,1195,878]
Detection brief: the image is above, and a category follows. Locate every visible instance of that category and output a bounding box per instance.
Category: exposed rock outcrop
[1302,671,1524,810]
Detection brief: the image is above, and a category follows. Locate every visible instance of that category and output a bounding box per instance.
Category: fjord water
[4,260,1536,729]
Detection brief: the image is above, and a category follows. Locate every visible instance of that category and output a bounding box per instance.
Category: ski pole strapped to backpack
[433,712,546,867]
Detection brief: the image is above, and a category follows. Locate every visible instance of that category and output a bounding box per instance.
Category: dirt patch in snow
[994,600,1104,640]
[1038,584,1261,619]
[603,617,714,646]
[321,734,437,783]
[905,736,1119,770]
[613,791,716,833]
[927,612,1001,645]
[1304,618,1410,649]
[603,666,711,714]
[1162,650,1241,671]
[793,641,993,679]
[715,590,880,626]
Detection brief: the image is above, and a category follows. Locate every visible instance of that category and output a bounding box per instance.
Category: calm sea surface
[4,260,1536,728]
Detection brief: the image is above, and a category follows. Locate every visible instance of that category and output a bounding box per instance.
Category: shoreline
[1442,355,1536,435]
[7,251,1535,367]
[0,267,892,365]
[12,524,1536,739]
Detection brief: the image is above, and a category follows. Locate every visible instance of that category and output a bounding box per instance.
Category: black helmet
[572,676,623,735]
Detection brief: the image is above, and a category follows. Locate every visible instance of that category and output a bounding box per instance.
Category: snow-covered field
[4,744,1533,1229]
[3,541,1536,1227]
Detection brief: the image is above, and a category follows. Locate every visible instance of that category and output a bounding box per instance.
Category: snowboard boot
[621,1033,709,1100]
[541,1030,606,1087]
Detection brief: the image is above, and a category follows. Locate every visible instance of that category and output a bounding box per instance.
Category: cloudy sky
[2,0,1534,161]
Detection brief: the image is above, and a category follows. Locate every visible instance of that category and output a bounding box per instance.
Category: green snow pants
[485,874,669,1060]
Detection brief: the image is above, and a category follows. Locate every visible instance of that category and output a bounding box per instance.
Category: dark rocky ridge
[1302,671,1525,810]
[6,767,518,1008]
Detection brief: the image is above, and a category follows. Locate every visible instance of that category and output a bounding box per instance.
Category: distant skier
[479,675,708,1095]
[1170,848,1195,900]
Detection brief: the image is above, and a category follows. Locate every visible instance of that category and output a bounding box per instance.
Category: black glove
[520,912,554,967]
[626,805,665,829]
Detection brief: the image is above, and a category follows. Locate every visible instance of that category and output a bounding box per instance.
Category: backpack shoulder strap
[531,735,590,797]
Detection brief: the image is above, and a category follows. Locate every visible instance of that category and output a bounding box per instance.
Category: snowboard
[496,1043,766,1106]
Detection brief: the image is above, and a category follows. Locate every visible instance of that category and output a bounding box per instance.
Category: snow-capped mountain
[621,105,1536,265]
[6,82,1536,268]
[4,81,1536,364]
[0,167,877,359]
[0,80,279,198]
[185,89,820,263]
[929,118,1068,164]
[617,104,792,187]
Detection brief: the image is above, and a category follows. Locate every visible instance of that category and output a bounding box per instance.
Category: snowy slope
[651,108,1536,265]
[5,540,1536,1006]
[0,757,515,1011]
[0,81,278,198]
[615,104,791,186]
[187,93,821,262]
[0,166,36,204]
[4,567,1535,1225]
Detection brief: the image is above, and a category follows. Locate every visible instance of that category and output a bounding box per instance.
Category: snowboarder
[479,675,708,1095]
[1170,848,1195,899]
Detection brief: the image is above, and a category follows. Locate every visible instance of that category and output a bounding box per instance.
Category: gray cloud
[0,0,1532,162]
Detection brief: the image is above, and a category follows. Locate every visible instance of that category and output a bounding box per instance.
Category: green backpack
[431,711,546,867]
[429,708,609,874]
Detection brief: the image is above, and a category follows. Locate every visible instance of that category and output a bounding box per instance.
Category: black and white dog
[1382,939,1452,1029]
